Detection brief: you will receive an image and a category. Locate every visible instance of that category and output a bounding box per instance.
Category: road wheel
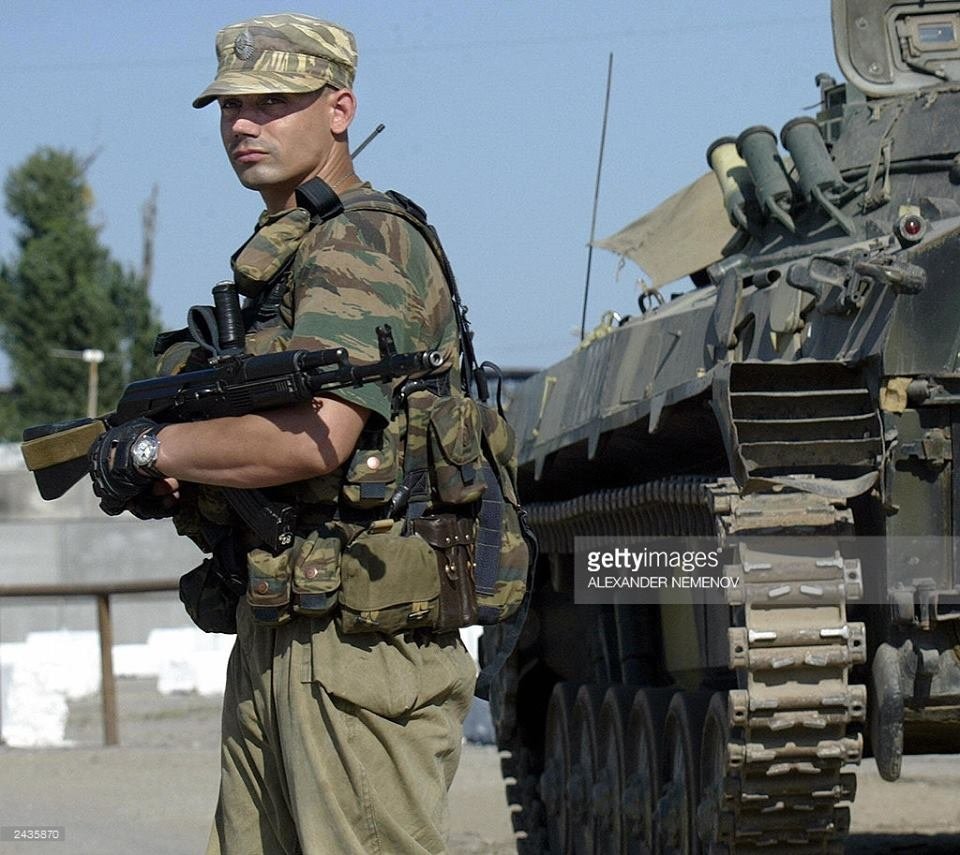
[594,686,635,855]
[542,682,578,853]
[697,692,732,854]
[658,692,710,855]
[570,685,607,854]
[624,687,676,854]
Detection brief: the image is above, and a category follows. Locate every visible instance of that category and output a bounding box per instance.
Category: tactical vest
[164,179,536,696]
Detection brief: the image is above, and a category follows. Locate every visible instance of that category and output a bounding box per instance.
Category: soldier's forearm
[155,397,368,488]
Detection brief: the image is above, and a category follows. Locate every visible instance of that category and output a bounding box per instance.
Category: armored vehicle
[483,1,960,851]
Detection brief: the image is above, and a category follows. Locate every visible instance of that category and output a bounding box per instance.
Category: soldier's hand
[125,479,181,520]
[88,417,165,515]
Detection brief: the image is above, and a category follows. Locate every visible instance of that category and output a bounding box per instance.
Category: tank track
[509,475,864,853]
[705,484,865,853]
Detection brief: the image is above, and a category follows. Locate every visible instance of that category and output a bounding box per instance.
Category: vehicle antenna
[351,123,386,159]
[580,53,614,341]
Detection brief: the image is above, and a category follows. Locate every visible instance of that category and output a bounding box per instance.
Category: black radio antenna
[580,53,613,341]
[351,123,386,159]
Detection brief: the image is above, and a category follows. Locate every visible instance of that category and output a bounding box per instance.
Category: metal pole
[50,347,106,418]
[0,579,181,597]
[83,349,104,418]
[95,593,119,746]
[87,359,99,418]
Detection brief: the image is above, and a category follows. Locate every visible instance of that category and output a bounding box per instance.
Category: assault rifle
[21,322,442,548]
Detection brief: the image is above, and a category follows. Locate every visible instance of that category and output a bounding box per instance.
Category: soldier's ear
[328,88,356,134]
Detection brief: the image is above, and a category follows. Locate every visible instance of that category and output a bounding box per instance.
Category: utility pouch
[474,405,531,624]
[338,520,440,634]
[179,556,243,634]
[475,486,530,623]
[411,513,478,631]
[396,388,531,628]
[428,396,486,504]
[340,422,401,509]
[178,528,247,634]
[291,528,343,617]
[246,545,294,625]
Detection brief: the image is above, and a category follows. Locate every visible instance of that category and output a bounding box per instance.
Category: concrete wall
[0,446,201,643]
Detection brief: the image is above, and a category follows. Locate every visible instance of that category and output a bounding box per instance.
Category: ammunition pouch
[339,421,402,509]
[427,396,487,504]
[246,524,349,625]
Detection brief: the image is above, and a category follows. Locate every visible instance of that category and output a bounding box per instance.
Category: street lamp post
[49,347,108,418]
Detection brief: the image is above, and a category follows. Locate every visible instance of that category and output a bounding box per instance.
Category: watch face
[132,436,158,468]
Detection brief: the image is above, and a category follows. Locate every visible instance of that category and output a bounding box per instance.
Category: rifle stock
[21,417,111,500]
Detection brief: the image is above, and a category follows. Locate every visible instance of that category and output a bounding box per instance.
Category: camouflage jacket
[170,183,461,542]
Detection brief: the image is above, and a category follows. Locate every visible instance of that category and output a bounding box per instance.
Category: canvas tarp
[594,171,735,289]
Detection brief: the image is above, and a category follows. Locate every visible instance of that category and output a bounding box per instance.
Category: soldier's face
[218,88,349,211]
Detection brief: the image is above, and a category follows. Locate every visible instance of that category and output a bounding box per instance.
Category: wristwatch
[131,428,163,477]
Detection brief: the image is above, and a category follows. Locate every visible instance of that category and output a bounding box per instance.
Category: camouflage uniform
[190,15,478,855]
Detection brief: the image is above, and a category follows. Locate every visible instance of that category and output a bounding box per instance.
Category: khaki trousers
[205,602,477,855]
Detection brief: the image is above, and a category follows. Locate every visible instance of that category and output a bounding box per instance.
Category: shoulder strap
[295,178,344,221]
[328,183,488,402]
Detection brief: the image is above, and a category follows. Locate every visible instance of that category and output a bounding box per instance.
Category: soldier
[88,13,477,854]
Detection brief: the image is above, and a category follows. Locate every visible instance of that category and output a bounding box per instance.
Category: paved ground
[0,679,959,853]
[0,679,515,855]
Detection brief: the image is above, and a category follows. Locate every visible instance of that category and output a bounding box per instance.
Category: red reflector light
[896,213,927,245]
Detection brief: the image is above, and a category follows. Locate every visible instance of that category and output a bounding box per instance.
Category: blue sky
[0,1,839,378]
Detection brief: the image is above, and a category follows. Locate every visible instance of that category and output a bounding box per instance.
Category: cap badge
[234,30,257,61]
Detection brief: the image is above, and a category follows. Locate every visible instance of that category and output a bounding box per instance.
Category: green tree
[0,148,161,440]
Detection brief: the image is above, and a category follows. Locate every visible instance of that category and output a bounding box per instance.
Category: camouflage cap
[193,13,357,109]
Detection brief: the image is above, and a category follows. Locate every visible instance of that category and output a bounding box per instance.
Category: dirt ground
[0,678,958,853]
